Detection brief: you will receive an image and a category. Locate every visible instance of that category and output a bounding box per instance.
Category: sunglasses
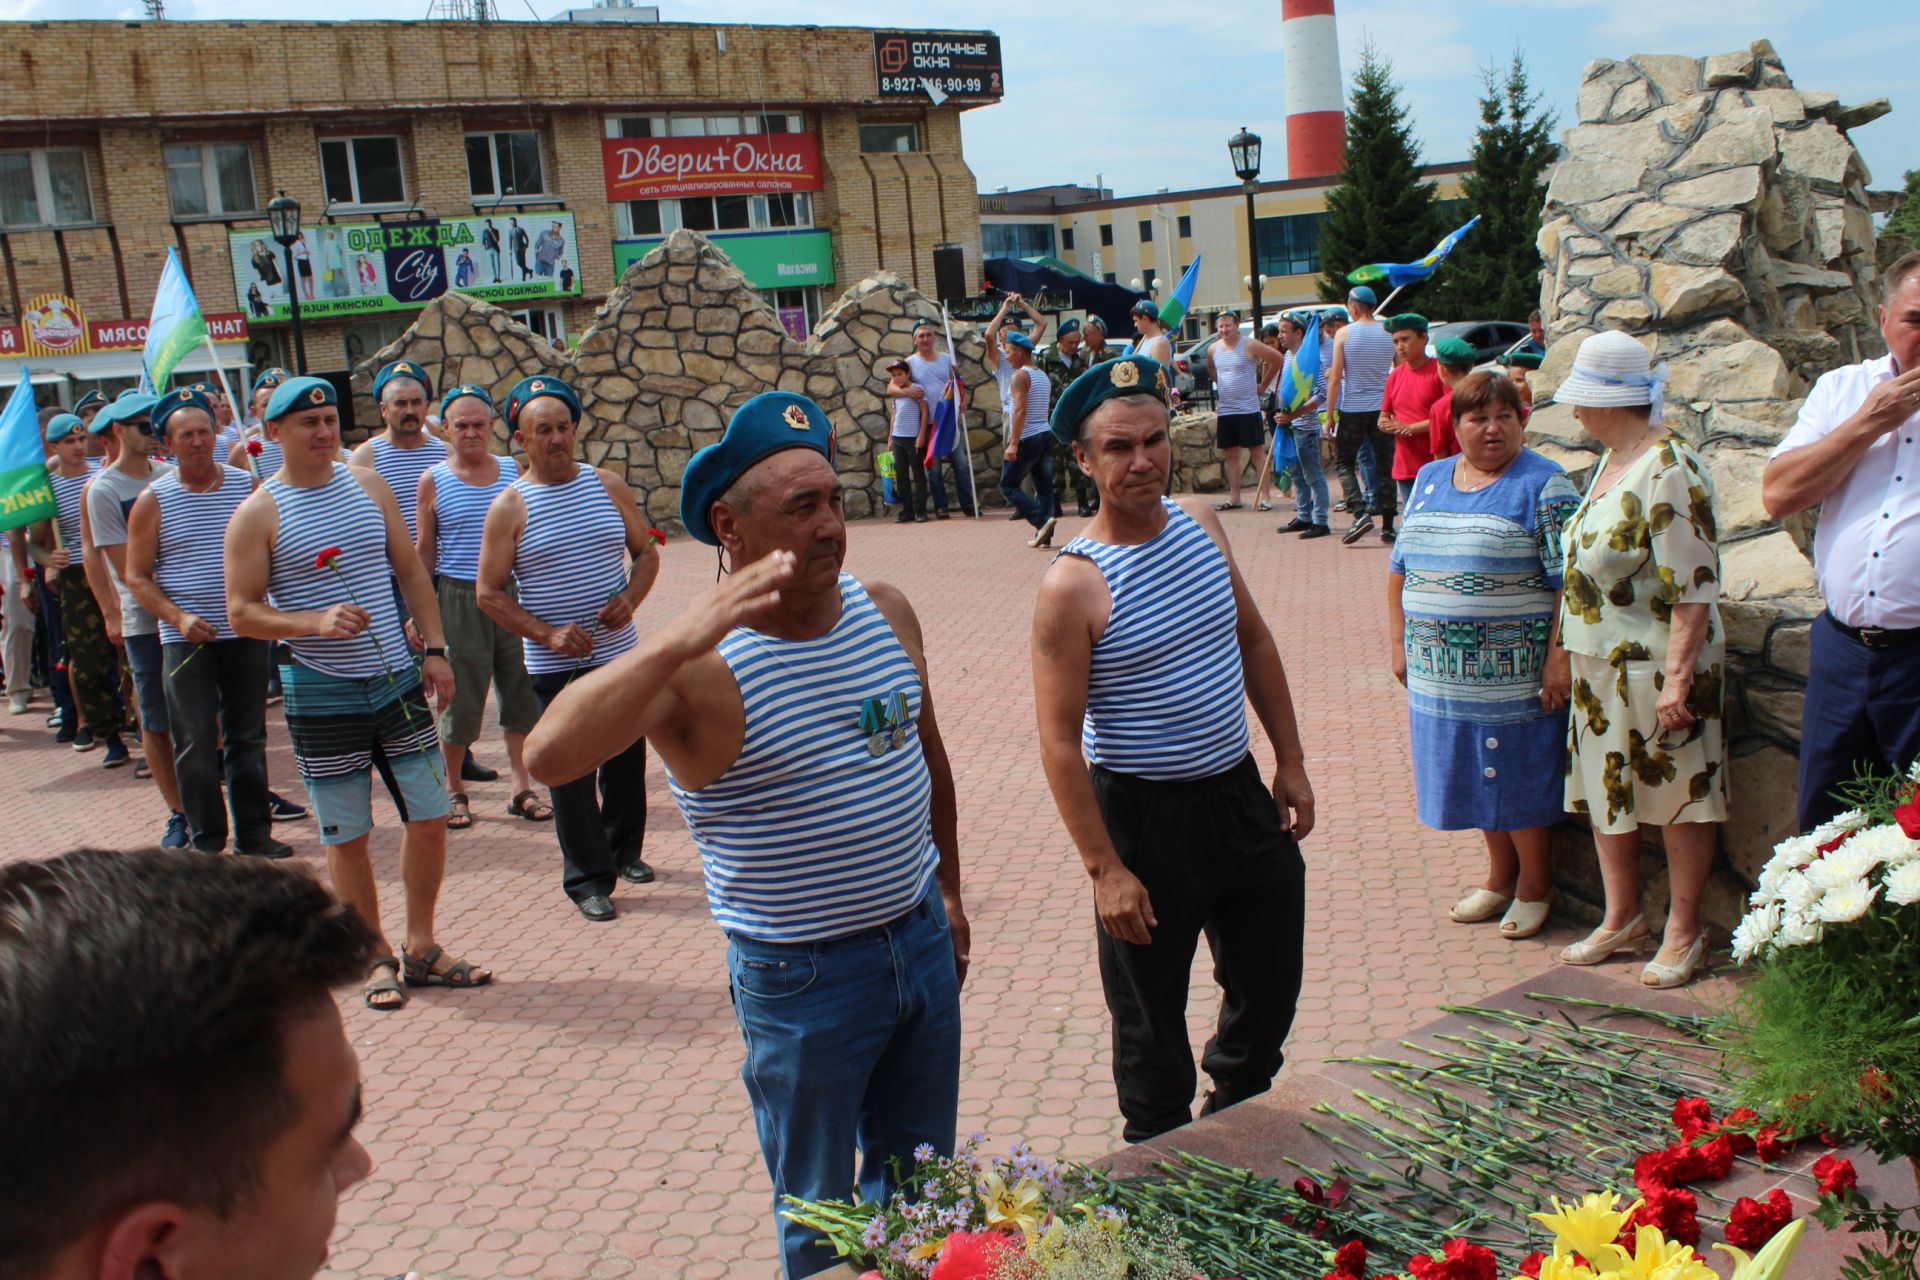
[129,420,159,436]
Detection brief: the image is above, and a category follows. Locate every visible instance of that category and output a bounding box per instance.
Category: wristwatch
[421,646,448,659]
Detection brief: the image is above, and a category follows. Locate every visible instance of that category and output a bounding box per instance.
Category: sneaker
[237,836,295,859]
[8,693,28,715]
[1340,514,1376,545]
[160,811,190,849]
[1027,515,1059,549]
[46,710,63,728]
[55,719,77,744]
[72,727,97,752]
[101,735,130,768]
[1381,528,1398,545]
[1299,524,1333,540]
[268,791,310,822]
[1278,518,1309,533]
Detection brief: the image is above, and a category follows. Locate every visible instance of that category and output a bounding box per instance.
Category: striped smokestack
[1281,0,1345,179]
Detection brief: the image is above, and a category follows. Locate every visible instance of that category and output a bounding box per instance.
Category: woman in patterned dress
[1389,371,1580,941]
[1553,332,1728,989]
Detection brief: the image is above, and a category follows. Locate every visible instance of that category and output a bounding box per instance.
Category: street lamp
[1228,127,1264,332]
[266,191,308,375]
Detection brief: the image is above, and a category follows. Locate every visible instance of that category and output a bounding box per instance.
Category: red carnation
[1894,785,1920,839]
[1714,1107,1760,1154]
[1813,1153,1859,1197]
[1672,1096,1715,1142]
[21,564,35,579]
[1694,1135,1736,1180]
[1753,1125,1790,1163]
[1620,1184,1700,1247]
[1723,1189,1793,1250]
[246,438,263,456]
[647,526,667,545]
[1517,1252,1546,1279]
[1404,1239,1497,1280]
[314,546,343,570]
[1321,1240,1369,1280]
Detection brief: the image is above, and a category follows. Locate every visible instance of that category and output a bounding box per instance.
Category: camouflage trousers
[54,570,125,738]
[1052,437,1097,514]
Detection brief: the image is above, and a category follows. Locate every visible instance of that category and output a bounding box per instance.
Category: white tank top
[1212,338,1259,414]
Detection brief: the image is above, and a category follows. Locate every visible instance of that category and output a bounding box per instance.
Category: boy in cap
[1370,313,1446,543]
[1426,336,1483,458]
[1499,348,1543,406]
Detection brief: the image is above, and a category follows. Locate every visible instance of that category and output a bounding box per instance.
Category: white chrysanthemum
[1813,878,1878,924]
[1810,810,1871,845]
[1845,822,1916,869]
[1730,902,1781,963]
[1886,861,1920,907]
[1810,844,1880,890]
[1769,833,1820,867]
[1776,909,1824,949]
[1779,871,1820,915]
[1907,758,1920,784]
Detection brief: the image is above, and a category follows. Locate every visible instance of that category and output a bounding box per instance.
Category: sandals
[509,788,553,821]
[1559,913,1651,966]
[1449,888,1512,923]
[446,792,473,830]
[401,943,492,989]
[364,957,406,1011]
[1500,894,1555,940]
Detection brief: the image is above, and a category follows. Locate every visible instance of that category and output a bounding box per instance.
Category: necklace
[1454,457,1512,492]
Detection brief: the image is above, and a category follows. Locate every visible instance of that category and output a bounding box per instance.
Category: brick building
[0,17,997,406]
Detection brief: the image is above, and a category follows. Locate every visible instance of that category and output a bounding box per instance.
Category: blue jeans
[998,433,1055,527]
[924,452,977,515]
[1289,424,1330,526]
[728,887,962,1278]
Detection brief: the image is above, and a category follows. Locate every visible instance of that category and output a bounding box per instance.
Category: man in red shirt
[1377,314,1447,544]
[1425,336,1482,461]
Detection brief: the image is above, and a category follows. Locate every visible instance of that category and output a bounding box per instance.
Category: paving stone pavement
[1,503,1693,1279]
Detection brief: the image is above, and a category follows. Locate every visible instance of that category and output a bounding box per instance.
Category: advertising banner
[229,212,581,323]
[872,32,1004,101]
[602,134,823,202]
[1,294,246,358]
[612,228,834,290]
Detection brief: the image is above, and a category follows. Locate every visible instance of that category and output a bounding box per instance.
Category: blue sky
[10,0,1912,200]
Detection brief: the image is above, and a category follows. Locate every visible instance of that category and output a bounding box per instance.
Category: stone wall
[1528,42,1891,932]
[352,229,1008,528]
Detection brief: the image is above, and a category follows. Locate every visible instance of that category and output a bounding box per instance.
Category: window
[619,192,812,239]
[1143,267,1157,291]
[980,222,1054,259]
[1102,273,1116,285]
[1177,215,1192,238]
[342,315,411,365]
[164,143,257,217]
[1061,227,1075,252]
[761,286,820,340]
[1098,224,1113,247]
[1252,212,1327,278]
[763,192,810,227]
[1138,219,1153,243]
[319,136,405,207]
[0,148,94,228]
[859,123,920,153]
[610,112,803,138]
[466,130,545,200]
[506,307,567,345]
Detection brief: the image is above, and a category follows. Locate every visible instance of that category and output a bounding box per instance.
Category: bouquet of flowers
[782,1136,1196,1280]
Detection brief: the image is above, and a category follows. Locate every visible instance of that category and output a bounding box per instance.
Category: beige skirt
[1564,650,1728,835]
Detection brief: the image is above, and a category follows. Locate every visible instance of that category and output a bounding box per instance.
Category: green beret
[373,360,433,402]
[44,413,83,442]
[1048,355,1171,444]
[1433,337,1478,368]
[1382,313,1429,334]
[680,391,835,546]
[265,377,338,421]
[504,375,580,428]
[440,384,495,417]
[153,386,215,433]
[92,393,159,434]
[1501,349,1544,370]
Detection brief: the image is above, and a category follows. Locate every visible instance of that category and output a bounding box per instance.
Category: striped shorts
[280,659,439,780]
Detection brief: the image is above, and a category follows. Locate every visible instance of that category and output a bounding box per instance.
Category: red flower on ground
[246,438,263,456]
[1620,1184,1700,1247]
[1814,1153,1859,1197]
[1517,1252,1546,1278]
[1713,1107,1761,1154]
[1320,1239,1369,1280]
[1860,1067,1894,1104]
[314,545,343,570]
[1753,1125,1790,1163]
[1672,1096,1715,1142]
[1694,1135,1736,1180]
[928,1230,1022,1280]
[1894,785,1920,839]
[1404,1239,1497,1280]
[1723,1189,1793,1250]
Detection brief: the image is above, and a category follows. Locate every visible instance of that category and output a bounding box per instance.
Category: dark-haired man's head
[0,849,378,1280]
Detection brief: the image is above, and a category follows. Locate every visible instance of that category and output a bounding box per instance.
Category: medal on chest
[858,690,913,756]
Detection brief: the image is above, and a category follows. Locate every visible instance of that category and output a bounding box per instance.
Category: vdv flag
[1347,214,1482,289]
[0,371,55,532]
[925,397,958,464]
[141,246,209,393]
[1279,315,1323,414]
[1157,254,1202,333]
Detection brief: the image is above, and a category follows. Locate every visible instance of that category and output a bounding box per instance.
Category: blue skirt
[1410,705,1569,832]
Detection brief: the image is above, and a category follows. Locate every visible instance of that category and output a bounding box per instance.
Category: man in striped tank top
[479,376,659,922]
[525,392,969,1278]
[125,390,291,859]
[1033,354,1313,1143]
[228,377,486,1010]
[349,361,448,545]
[1324,285,1401,544]
[986,294,1059,548]
[417,385,544,831]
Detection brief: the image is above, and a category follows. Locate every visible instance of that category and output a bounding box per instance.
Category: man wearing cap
[1273,312,1333,540]
[230,367,294,475]
[349,360,449,551]
[1325,286,1398,543]
[1040,318,1099,517]
[1082,313,1122,365]
[1762,250,1920,828]
[29,410,132,763]
[523,390,968,1280]
[124,389,291,859]
[73,389,106,431]
[478,375,660,922]
[985,293,1057,547]
[1032,354,1312,1144]
[1368,314,1447,544]
[85,390,185,834]
[418,384,546,831]
[882,356,931,523]
[901,318,971,518]
[1500,348,1543,407]
[226,376,483,1011]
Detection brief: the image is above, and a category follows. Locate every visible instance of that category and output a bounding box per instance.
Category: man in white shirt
[1763,250,1920,827]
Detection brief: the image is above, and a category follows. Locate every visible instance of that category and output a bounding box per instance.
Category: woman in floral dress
[1554,332,1728,988]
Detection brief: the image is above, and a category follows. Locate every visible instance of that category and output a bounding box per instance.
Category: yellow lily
[1600,1225,1716,1280]
[1526,1250,1599,1280]
[979,1169,1046,1237]
[1529,1192,1643,1263]
[1714,1218,1806,1280]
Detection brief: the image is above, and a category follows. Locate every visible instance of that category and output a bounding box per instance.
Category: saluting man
[1031,354,1313,1143]
[524,391,969,1279]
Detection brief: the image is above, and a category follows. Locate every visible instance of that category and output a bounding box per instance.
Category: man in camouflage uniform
[1038,318,1098,516]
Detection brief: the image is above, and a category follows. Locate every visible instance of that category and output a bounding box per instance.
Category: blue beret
[1348,285,1378,306]
[680,391,835,546]
[153,386,215,433]
[265,377,338,421]
[1085,314,1107,330]
[44,413,83,442]
[1129,299,1159,319]
[115,387,146,401]
[1383,313,1429,334]
[1048,355,1172,445]
[1056,318,1082,336]
[251,366,294,394]
[1004,330,1034,353]
[186,381,214,397]
[73,390,106,413]
[504,375,580,427]
[92,393,160,433]
[373,360,433,401]
[440,383,495,416]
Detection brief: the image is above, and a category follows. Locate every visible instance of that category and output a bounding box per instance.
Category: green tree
[1886,169,1920,242]
[1423,50,1559,322]
[1316,41,1442,304]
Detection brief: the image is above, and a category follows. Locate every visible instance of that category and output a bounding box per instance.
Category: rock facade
[1530,42,1891,933]
[351,228,1006,529]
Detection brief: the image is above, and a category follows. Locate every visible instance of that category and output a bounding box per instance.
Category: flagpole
[1376,282,1411,314]
[941,305,979,520]
[196,334,258,480]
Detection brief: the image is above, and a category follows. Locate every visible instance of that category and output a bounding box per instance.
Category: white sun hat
[1554,330,1670,422]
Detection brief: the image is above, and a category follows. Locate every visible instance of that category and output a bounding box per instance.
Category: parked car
[1429,320,1533,367]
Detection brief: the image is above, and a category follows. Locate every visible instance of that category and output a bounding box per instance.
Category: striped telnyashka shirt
[1211,338,1261,415]
[151,464,252,645]
[1338,321,1396,413]
[264,464,409,679]
[667,573,940,942]
[49,469,91,550]
[428,455,518,581]
[1058,499,1252,781]
[368,434,448,540]
[510,466,638,675]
